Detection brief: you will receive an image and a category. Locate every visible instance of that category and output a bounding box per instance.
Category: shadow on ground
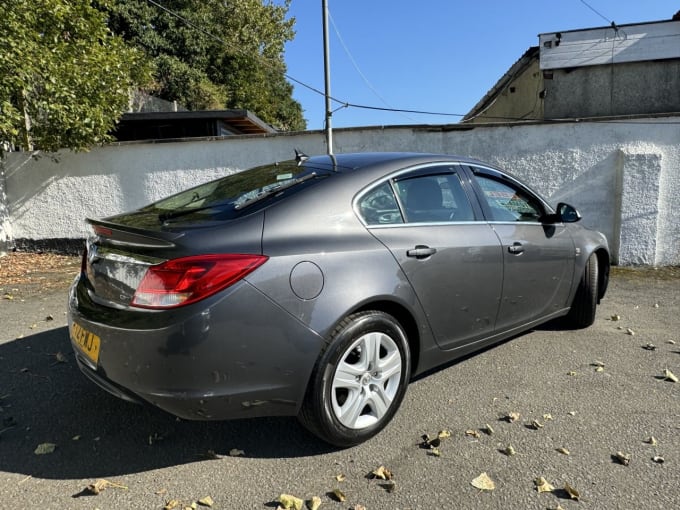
[0,327,332,480]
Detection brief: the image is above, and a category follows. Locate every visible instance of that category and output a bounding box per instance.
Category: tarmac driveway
[0,255,678,509]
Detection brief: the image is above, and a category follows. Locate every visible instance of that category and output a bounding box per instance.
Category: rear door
[357,164,503,350]
[466,166,576,331]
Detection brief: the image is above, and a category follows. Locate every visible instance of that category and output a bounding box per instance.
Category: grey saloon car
[68,152,609,447]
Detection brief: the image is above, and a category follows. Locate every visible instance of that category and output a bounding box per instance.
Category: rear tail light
[131,254,268,309]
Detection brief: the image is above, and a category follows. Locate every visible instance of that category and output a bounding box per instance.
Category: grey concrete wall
[544,60,680,118]
[1,117,679,265]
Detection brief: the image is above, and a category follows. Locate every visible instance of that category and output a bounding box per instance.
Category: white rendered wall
[2,118,679,265]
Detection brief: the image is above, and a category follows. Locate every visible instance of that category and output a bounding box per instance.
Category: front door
[468,168,576,331]
[359,165,504,350]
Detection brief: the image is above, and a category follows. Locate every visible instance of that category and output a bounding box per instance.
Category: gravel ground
[0,253,678,510]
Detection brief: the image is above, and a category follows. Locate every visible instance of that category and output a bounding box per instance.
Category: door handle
[407,245,437,259]
[508,242,524,255]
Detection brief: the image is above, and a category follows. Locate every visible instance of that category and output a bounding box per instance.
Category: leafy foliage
[0,0,151,152]
[102,0,306,131]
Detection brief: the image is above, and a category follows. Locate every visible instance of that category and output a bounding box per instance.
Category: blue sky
[280,1,679,130]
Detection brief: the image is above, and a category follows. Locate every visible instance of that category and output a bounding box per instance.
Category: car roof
[302,152,495,174]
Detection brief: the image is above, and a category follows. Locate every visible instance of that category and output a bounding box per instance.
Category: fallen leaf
[568,411,577,416]
[71,435,81,441]
[353,506,367,510]
[465,429,481,438]
[278,494,304,510]
[663,368,678,383]
[643,343,657,351]
[45,315,54,321]
[228,448,244,457]
[564,482,580,500]
[429,447,441,457]
[592,360,605,367]
[471,472,495,491]
[567,371,577,376]
[86,480,109,495]
[164,500,181,510]
[197,496,214,507]
[595,366,605,372]
[556,447,570,455]
[484,423,494,435]
[371,465,393,480]
[652,456,665,464]
[542,413,553,421]
[331,489,346,502]
[668,340,676,345]
[530,419,544,430]
[308,496,322,510]
[610,314,620,321]
[505,412,520,422]
[34,442,56,455]
[335,474,346,482]
[85,479,128,495]
[626,328,635,336]
[438,429,452,439]
[503,445,516,456]
[614,451,631,466]
[644,436,658,446]
[534,476,555,493]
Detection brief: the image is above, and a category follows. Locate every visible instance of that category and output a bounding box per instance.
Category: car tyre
[298,311,411,447]
[566,253,599,328]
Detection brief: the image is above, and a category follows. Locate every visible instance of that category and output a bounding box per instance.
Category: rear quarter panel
[245,171,439,366]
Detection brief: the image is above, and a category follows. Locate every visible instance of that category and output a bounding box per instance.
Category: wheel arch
[594,247,610,302]
[350,299,421,377]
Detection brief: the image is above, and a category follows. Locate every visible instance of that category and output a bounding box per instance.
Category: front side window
[473,174,543,222]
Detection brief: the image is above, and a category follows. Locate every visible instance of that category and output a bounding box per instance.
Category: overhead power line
[142,0,467,119]
[578,0,613,25]
[141,0,680,126]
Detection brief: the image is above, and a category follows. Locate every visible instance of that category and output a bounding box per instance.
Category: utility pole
[322,0,333,155]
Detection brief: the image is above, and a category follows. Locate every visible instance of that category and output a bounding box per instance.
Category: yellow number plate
[70,322,101,364]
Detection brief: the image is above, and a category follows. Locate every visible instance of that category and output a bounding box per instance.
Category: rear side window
[358,182,404,225]
[395,173,474,223]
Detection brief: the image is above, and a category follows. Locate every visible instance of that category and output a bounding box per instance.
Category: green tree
[0,0,151,152]
[102,0,306,131]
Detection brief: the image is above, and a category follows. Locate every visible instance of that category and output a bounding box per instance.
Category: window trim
[464,165,555,225]
[353,163,481,228]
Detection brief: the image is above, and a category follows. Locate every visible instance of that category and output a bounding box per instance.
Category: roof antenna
[295,148,309,166]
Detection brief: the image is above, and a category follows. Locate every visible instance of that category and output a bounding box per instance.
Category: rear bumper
[67,275,325,420]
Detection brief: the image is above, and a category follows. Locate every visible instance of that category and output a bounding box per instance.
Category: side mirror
[556,202,581,223]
